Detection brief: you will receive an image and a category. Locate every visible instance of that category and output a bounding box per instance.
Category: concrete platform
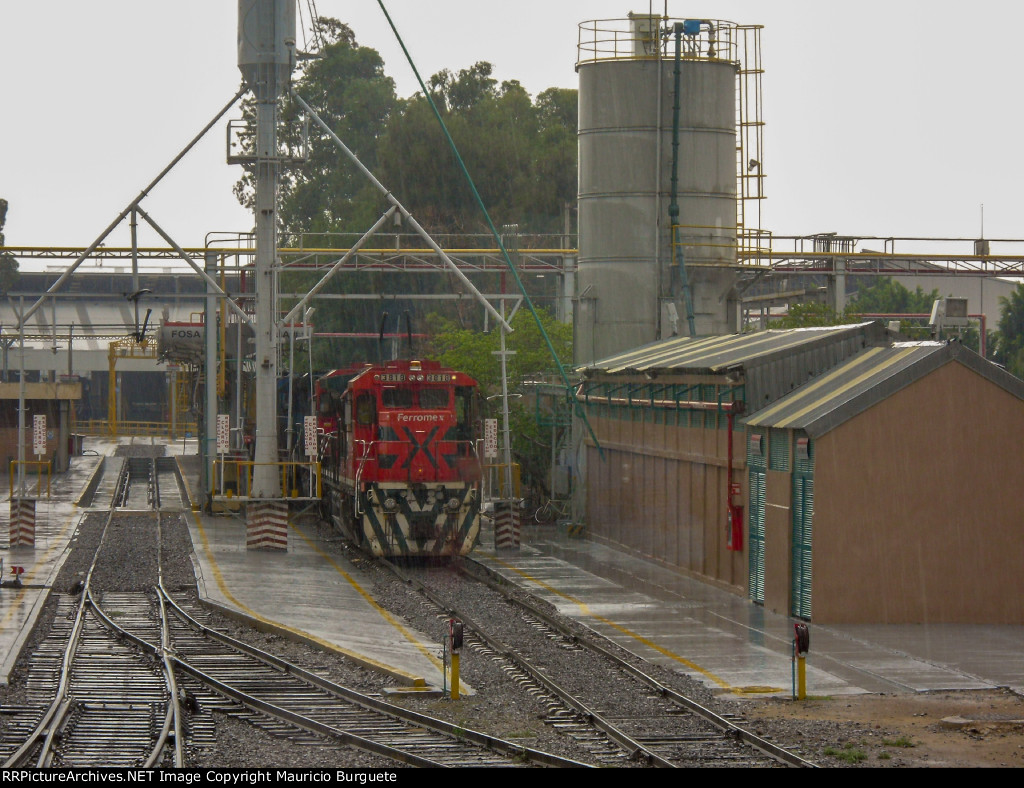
[1,438,1022,707]
[0,436,118,683]
[172,447,465,694]
[0,438,464,696]
[182,505,460,692]
[473,524,1024,700]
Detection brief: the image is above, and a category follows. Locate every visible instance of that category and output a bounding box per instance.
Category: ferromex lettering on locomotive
[316,359,483,558]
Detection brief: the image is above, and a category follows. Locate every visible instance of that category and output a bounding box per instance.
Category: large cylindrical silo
[576,16,752,363]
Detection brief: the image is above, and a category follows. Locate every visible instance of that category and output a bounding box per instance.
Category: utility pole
[492,300,519,550]
[237,0,296,548]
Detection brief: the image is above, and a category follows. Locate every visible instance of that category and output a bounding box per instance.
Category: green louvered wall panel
[748,468,766,604]
[769,428,790,471]
[791,435,814,620]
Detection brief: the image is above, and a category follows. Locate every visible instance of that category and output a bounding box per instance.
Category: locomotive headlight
[383,496,399,512]
[446,496,462,512]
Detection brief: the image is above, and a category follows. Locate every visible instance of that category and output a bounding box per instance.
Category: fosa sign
[158,322,205,360]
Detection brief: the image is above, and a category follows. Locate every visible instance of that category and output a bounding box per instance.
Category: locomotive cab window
[382,388,413,408]
[454,386,475,441]
[419,388,450,410]
[355,393,375,425]
[319,391,338,416]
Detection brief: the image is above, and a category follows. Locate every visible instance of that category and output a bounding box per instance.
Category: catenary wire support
[372,0,604,458]
[135,207,253,326]
[288,89,511,335]
[16,87,248,331]
[281,206,397,326]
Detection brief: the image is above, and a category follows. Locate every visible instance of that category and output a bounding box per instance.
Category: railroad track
[380,558,817,768]
[110,456,183,510]
[152,588,588,767]
[1,449,589,768]
[4,579,591,767]
[1,509,182,768]
[0,439,813,768]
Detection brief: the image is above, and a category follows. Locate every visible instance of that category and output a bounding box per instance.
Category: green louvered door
[791,435,814,620]
[748,431,767,604]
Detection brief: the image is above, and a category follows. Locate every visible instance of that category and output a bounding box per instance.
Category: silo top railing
[577,17,760,68]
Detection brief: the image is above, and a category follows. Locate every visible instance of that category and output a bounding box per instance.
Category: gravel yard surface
[2,444,1021,768]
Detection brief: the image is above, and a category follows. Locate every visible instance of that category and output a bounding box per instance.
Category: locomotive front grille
[409,513,438,541]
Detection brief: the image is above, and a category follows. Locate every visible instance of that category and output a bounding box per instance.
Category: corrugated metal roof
[742,341,1024,436]
[581,323,879,375]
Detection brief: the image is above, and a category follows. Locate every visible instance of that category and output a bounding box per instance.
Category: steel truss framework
[0,240,573,276]
[9,233,1024,279]
[733,234,1024,277]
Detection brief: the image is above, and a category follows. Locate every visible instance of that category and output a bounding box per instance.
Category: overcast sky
[1,1,1021,257]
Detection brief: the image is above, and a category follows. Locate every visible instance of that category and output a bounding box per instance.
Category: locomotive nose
[409,428,437,481]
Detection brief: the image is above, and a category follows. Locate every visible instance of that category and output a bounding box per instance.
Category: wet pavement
[473,526,1024,699]
[1,437,1022,704]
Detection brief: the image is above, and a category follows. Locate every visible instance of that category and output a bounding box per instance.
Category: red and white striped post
[10,498,35,547]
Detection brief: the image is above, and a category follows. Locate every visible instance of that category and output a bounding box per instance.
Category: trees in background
[994,283,1024,378]
[233,19,399,237]
[234,19,577,242]
[847,277,938,317]
[425,308,573,496]
[0,199,20,296]
[376,64,577,236]
[766,279,940,330]
[767,277,999,360]
[242,19,578,380]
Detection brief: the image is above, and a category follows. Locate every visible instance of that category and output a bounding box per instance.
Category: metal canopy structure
[737,234,1024,276]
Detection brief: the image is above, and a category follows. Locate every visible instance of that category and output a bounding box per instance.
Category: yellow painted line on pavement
[291,522,445,674]
[189,513,433,685]
[481,554,782,695]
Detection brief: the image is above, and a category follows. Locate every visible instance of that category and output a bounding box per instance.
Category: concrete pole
[286,325,295,457]
[57,400,69,473]
[205,252,219,502]
[834,257,847,315]
[170,369,177,440]
[251,68,282,499]
[497,300,514,500]
[17,297,25,496]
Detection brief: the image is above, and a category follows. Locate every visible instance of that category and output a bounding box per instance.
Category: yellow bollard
[794,623,810,700]
[450,652,460,700]
[448,619,464,700]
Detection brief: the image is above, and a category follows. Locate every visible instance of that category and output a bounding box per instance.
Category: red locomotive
[316,359,483,558]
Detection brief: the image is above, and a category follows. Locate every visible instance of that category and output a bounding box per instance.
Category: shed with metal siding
[577,322,887,592]
[578,327,1024,624]
[741,340,1024,624]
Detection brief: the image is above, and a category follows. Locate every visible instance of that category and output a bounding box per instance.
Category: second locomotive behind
[316,359,483,558]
